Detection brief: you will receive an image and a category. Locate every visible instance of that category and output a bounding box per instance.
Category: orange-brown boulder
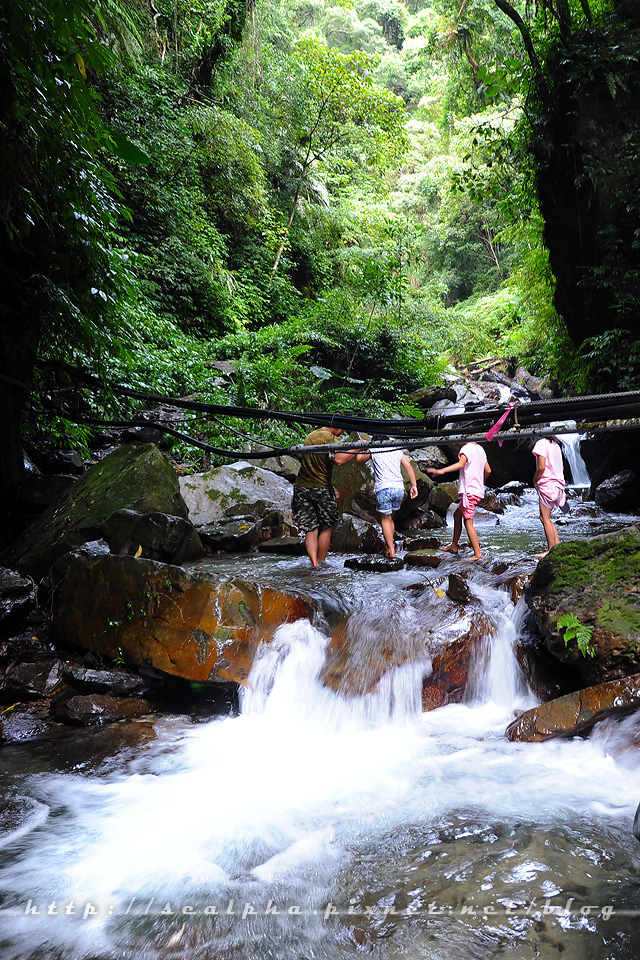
[506,673,640,741]
[52,555,316,686]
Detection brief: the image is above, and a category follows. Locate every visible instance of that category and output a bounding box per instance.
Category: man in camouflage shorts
[292,426,356,567]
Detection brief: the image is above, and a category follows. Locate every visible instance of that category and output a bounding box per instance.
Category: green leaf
[104,128,151,165]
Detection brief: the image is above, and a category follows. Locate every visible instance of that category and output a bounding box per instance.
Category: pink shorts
[537,487,566,511]
[459,494,482,519]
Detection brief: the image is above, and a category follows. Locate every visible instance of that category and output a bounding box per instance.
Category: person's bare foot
[470,554,482,561]
[535,551,548,559]
[440,544,459,554]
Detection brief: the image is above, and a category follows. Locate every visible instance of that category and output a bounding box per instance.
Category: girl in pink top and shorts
[427,442,491,559]
[532,437,566,558]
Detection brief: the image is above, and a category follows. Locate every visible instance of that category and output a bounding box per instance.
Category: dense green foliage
[2,0,638,480]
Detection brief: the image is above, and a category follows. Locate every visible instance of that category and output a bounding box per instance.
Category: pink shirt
[532,438,565,502]
[458,443,487,498]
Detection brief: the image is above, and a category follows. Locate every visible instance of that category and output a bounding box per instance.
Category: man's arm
[356,451,371,464]
[334,450,357,466]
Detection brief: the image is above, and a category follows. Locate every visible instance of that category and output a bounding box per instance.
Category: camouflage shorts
[292,486,338,533]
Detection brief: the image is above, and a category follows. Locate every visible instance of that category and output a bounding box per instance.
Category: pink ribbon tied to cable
[484,402,515,446]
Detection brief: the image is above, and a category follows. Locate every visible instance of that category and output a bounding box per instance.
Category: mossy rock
[3,444,187,579]
[526,525,640,684]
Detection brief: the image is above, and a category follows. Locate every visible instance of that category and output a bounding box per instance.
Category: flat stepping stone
[343,557,404,572]
[404,550,446,568]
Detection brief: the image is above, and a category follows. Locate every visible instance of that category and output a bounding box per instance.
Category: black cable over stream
[38,359,640,459]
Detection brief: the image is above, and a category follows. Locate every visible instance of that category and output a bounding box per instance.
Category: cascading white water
[556,423,590,487]
[1,564,640,960]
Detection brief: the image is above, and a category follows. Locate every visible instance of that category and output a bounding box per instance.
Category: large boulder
[506,673,640,742]
[594,470,640,512]
[525,527,640,685]
[52,555,317,686]
[2,444,188,579]
[180,462,294,527]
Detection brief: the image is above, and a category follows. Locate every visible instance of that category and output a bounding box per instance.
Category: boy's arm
[427,454,467,478]
[400,454,419,498]
[356,451,371,464]
[334,450,358,466]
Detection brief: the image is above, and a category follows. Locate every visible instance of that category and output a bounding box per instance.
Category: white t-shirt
[371,448,405,494]
[458,442,487,498]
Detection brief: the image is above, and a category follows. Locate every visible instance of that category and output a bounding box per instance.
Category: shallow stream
[1,489,639,960]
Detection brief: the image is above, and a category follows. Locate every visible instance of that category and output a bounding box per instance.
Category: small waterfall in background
[556,423,590,487]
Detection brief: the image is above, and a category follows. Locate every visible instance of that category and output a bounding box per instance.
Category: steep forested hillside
[1,0,638,542]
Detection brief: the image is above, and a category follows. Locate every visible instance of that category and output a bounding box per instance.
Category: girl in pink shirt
[427,442,491,559]
[532,437,566,558]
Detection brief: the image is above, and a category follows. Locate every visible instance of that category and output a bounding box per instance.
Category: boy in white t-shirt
[532,436,566,558]
[427,442,491,560]
[357,443,418,559]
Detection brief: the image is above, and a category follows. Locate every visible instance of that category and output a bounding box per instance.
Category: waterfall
[556,424,590,487]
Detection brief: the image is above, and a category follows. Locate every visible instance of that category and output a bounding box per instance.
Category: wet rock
[446,573,471,603]
[0,702,61,744]
[404,550,445,569]
[422,613,496,710]
[52,555,317,686]
[594,469,640,512]
[180,462,293,527]
[102,509,195,564]
[53,539,112,578]
[0,658,67,703]
[19,474,78,512]
[634,802,640,842]
[397,508,446,531]
[53,693,152,725]
[258,537,307,556]
[0,632,51,668]
[525,526,640,684]
[331,516,384,554]
[198,517,263,553]
[403,536,441,551]
[506,673,640,742]
[61,663,151,697]
[500,481,525,496]
[343,557,404,572]
[2,444,188,580]
[0,567,36,631]
[428,484,454,516]
[36,448,85,475]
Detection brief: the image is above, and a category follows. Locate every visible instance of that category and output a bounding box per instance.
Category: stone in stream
[343,557,404,572]
[404,550,445,569]
[52,694,152,726]
[525,525,640,685]
[2,444,190,580]
[52,555,317,686]
[506,673,640,742]
[421,613,496,711]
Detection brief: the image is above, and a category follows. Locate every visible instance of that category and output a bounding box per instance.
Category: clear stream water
[1,488,640,960]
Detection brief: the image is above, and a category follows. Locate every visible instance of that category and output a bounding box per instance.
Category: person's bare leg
[536,503,559,558]
[305,529,320,567]
[441,505,462,553]
[380,513,396,558]
[317,526,334,563]
[464,517,482,559]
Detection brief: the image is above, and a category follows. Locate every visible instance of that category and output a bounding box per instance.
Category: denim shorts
[376,486,404,515]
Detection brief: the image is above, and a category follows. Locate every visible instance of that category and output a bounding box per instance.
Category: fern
[557,613,596,658]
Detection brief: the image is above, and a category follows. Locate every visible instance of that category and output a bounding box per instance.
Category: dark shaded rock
[500,481,525,496]
[506,673,640,742]
[102,509,194,564]
[446,573,471,603]
[258,537,307,556]
[0,632,51,668]
[0,567,36,631]
[3,444,188,580]
[198,517,263,553]
[53,539,111,578]
[0,659,67,703]
[428,484,454,516]
[594,470,640,512]
[53,694,152,725]
[36,449,84,475]
[19,474,78,511]
[403,536,441,551]
[0,702,62,744]
[331,516,384,554]
[634,802,640,842]
[61,663,151,697]
[52,555,317,686]
[525,526,640,685]
[397,508,446,531]
[343,557,404,572]
[407,385,457,409]
[404,550,445,569]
